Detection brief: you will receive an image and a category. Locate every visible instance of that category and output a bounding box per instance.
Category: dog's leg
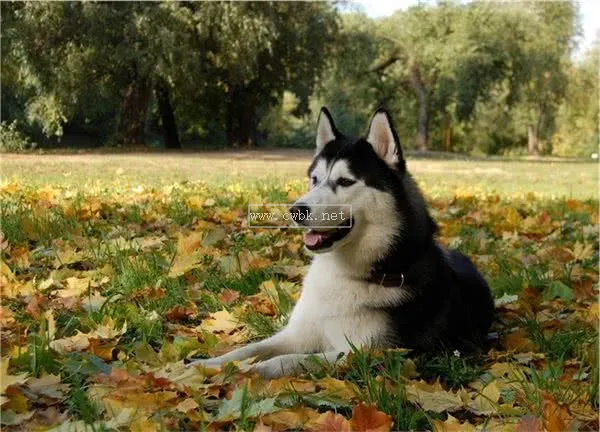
[254,350,345,379]
[186,332,296,369]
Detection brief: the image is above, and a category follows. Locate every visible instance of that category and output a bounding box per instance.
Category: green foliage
[0,1,593,155]
[552,45,600,156]
[0,121,36,151]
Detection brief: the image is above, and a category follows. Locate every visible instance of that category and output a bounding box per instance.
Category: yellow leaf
[316,377,360,400]
[261,407,320,430]
[0,358,28,395]
[175,398,199,413]
[431,414,476,432]
[176,231,204,257]
[199,309,240,334]
[50,331,91,354]
[405,380,466,413]
[91,316,127,339]
[307,411,352,431]
[55,277,91,297]
[467,381,500,415]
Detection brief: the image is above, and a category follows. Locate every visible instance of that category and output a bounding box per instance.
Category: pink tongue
[303,231,323,247]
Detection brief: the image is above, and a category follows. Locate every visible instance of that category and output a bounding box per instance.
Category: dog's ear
[366,109,404,168]
[316,107,338,153]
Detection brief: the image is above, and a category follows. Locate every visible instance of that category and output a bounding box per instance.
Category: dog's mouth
[303,219,353,251]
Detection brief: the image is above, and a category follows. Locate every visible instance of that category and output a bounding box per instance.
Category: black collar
[366,241,438,287]
[365,270,405,287]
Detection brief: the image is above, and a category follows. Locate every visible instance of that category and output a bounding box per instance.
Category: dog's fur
[187,108,494,378]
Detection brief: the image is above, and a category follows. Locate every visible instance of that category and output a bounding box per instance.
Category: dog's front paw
[254,359,286,379]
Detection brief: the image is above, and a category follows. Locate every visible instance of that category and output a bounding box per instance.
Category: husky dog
[188,108,494,378]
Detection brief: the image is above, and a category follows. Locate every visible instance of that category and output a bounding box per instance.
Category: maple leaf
[54,276,92,298]
[350,403,393,432]
[218,288,241,305]
[25,374,67,402]
[431,414,476,432]
[405,380,467,413]
[0,306,15,327]
[308,411,352,432]
[25,293,46,319]
[175,397,199,413]
[315,377,360,401]
[467,380,500,415]
[199,309,241,334]
[261,407,320,430]
[0,358,28,404]
[165,304,198,321]
[49,331,92,354]
[541,392,571,432]
[516,415,544,432]
[254,419,273,432]
[262,377,316,397]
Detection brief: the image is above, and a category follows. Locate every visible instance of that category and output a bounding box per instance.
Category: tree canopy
[1,0,596,156]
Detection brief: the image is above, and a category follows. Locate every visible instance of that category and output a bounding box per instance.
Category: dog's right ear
[316,107,338,153]
[366,109,405,170]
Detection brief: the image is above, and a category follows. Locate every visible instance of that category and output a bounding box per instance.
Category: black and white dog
[188,108,494,378]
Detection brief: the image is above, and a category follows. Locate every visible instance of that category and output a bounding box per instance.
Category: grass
[0,152,597,430]
[1,150,597,198]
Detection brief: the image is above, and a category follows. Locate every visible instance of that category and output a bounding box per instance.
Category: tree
[2,2,338,148]
[370,1,518,151]
[185,2,338,147]
[552,43,599,156]
[501,2,578,155]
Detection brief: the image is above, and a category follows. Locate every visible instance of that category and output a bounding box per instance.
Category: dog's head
[290,107,410,259]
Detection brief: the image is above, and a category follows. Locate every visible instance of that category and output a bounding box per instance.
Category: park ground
[0,151,598,431]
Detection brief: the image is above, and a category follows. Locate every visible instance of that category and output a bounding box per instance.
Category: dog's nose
[289,203,310,225]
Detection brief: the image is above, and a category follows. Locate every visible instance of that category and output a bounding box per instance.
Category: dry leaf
[350,403,392,432]
[308,411,352,432]
[199,309,240,333]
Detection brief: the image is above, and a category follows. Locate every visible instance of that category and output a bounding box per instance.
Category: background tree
[1,0,593,156]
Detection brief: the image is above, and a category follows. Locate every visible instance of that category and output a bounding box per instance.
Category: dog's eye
[311,176,318,186]
[337,177,356,187]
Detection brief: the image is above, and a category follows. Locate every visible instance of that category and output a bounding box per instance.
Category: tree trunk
[118,77,150,146]
[527,124,539,155]
[154,79,180,149]
[415,97,429,151]
[409,59,429,151]
[443,124,452,152]
[226,85,259,147]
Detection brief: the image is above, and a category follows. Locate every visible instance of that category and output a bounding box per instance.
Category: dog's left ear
[366,109,404,169]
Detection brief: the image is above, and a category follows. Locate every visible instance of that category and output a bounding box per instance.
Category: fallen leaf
[261,407,320,430]
[218,289,241,305]
[308,411,352,432]
[541,392,570,432]
[405,380,466,413]
[199,309,240,334]
[0,358,28,403]
[350,403,392,432]
[516,415,543,432]
[467,380,500,415]
[431,414,476,432]
[175,398,199,413]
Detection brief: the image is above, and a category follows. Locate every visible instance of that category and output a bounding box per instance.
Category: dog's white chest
[286,256,408,352]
